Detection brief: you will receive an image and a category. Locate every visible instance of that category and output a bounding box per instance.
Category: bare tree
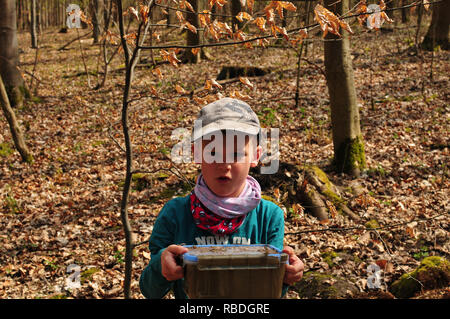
[421,0,449,50]
[31,0,38,48]
[0,75,33,163]
[0,0,29,108]
[323,0,366,176]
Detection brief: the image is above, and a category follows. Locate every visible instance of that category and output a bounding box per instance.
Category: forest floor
[0,15,448,299]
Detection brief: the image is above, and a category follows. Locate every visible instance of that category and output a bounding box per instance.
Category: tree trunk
[231,0,243,31]
[184,0,201,63]
[0,75,33,163]
[421,0,450,50]
[0,0,29,108]
[401,0,408,23]
[31,0,38,48]
[91,0,104,44]
[323,0,366,177]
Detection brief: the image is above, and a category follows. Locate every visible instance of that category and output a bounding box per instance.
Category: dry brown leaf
[152,68,163,80]
[191,48,200,56]
[236,11,253,22]
[239,76,254,89]
[175,84,187,94]
[184,21,197,34]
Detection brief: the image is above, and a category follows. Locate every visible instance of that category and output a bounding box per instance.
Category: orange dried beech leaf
[325,200,338,219]
[139,5,149,24]
[314,4,353,37]
[184,22,197,34]
[292,203,304,216]
[354,0,368,26]
[239,76,254,89]
[252,17,266,32]
[152,68,163,80]
[280,1,297,12]
[175,11,184,23]
[380,11,394,24]
[199,11,211,27]
[175,84,187,94]
[209,0,227,8]
[204,79,223,91]
[247,0,255,13]
[160,49,181,67]
[265,8,275,25]
[180,0,195,13]
[236,11,253,22]
[230,90,252,100]
[127,7,139,21]
[191,48,200,55]
[150,86,158,95]
[214,21,233,37]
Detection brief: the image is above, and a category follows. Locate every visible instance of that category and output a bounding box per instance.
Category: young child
[139,98,304,299]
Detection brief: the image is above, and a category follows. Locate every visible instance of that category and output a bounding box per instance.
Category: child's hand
[161,245,189,281]
[282,246,304,285]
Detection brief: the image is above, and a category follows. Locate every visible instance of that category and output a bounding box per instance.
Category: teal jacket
[139,195,288,299]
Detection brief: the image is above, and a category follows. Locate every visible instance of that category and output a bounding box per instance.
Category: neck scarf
[190,174,261,235]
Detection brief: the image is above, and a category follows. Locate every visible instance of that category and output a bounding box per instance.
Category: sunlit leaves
[208,0,227,8]
[183,21,197,34]
[179,0,195,13]
[290,28,308,47]
[204,79,223,91]
[252,17,267,32]
[175,84,187,94]
[160,49,181,67]
[236,12,253,23]
[239,76,254,89]
[139,5,150,24]
[314,4,353,38]
[152,68,163,80]
[354,0,368,26]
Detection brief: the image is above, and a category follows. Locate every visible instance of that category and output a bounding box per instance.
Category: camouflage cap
[192,98,260,141]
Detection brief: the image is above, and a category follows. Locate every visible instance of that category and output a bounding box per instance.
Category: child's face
[194,133,261,197]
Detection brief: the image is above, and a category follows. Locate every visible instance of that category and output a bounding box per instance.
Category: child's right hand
[161,245,188,281]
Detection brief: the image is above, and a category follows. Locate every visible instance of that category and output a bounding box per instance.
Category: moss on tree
[334,135,366,176]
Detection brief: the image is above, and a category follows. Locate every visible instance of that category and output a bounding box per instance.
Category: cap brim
[191,120,260,142]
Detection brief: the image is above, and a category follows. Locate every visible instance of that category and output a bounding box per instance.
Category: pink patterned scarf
[190,174,261,235]
[194,174,261,218]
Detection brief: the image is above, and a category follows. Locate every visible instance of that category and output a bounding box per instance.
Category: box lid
[181,244,288,269]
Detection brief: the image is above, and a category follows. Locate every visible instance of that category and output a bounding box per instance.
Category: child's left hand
[282,246,304,285]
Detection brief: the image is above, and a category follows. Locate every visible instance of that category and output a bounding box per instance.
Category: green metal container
[182,244,288,299]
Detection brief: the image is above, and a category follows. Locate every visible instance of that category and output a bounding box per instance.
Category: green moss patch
[334,135,366,175]
[390,256,450,298]
[0,142,14,157]
[294,271,358,299]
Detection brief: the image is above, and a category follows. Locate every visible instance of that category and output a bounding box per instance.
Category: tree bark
[0,0,29,108]
[421,0,449,50]
[323,0,366,176]
[231,0,243,31]
[0,75,33,163]
[401,0,408,23]
[91,0,104,44]
[31,0,38,48]
[184,0,201,63]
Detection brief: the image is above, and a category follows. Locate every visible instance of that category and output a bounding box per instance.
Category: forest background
[0,0,448,299]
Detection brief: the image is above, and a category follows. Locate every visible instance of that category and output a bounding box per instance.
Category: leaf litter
[0,17,448,298]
